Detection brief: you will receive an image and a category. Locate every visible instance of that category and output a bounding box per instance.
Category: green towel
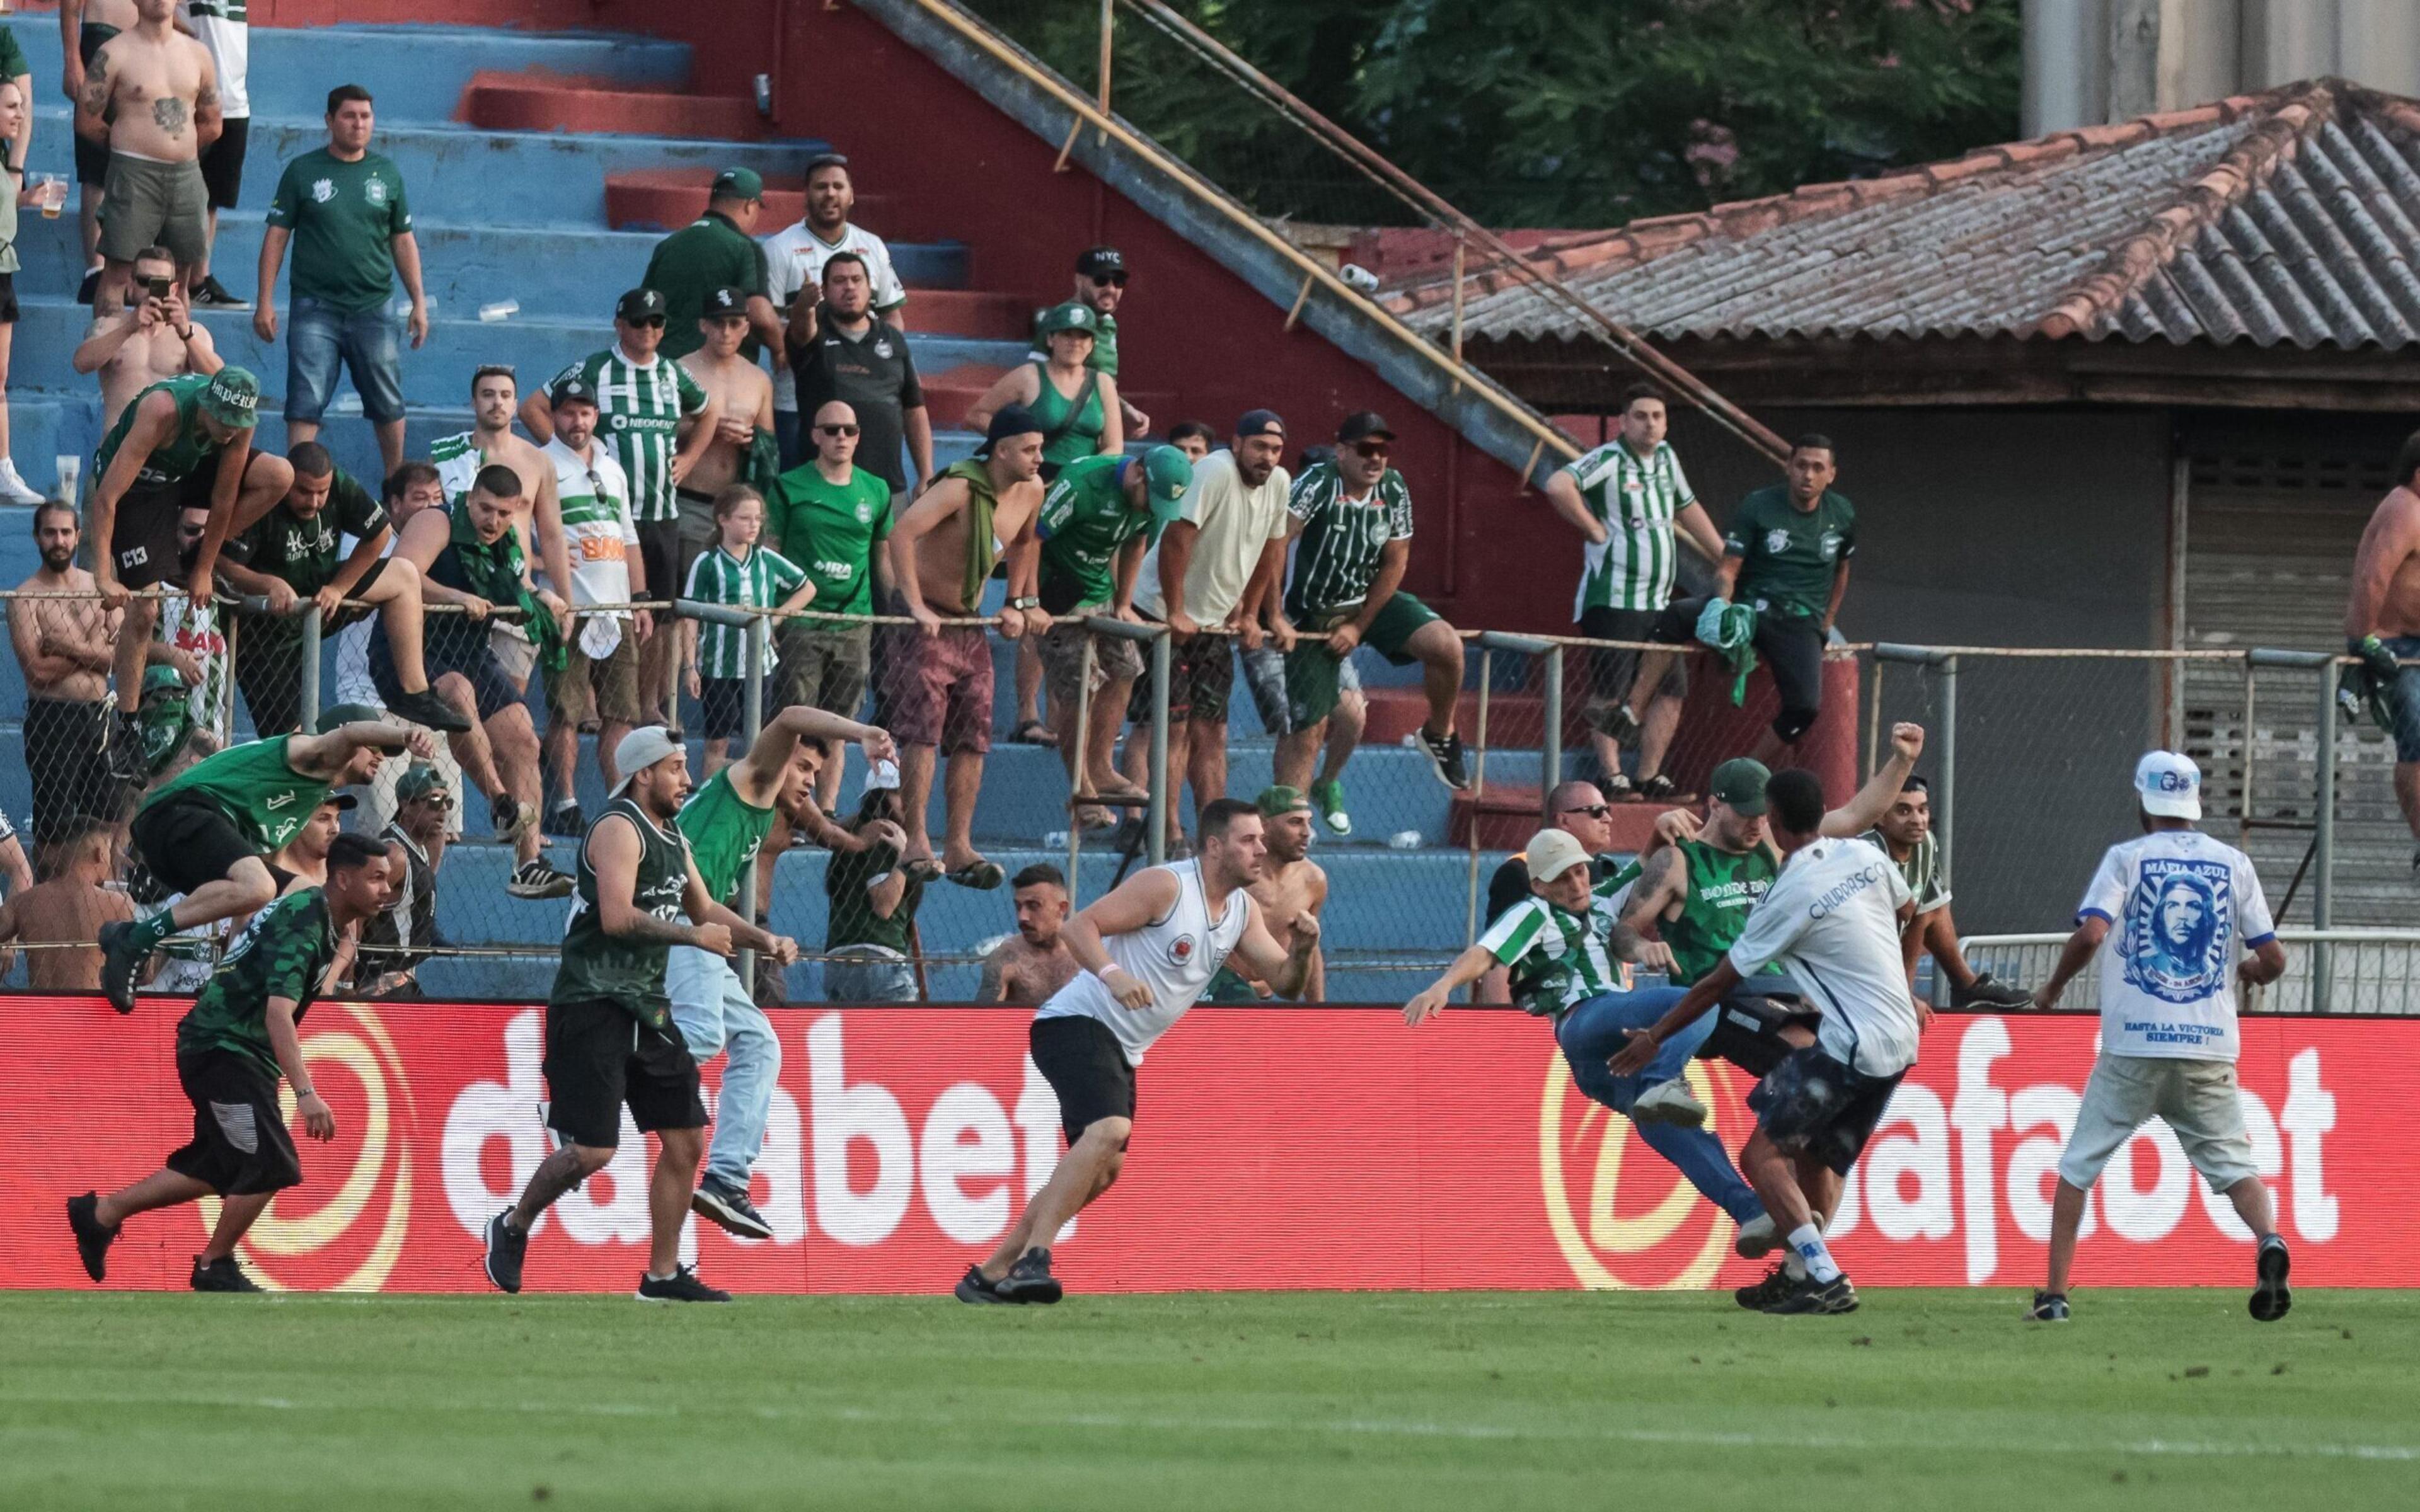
[1695,598,1760,706]
[742,426,783,498]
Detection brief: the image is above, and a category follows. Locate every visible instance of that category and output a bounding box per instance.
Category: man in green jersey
[88,367,291,779]
[1273,411,1470,796]
[69,833,397,1292]
[672,705,892,1242]
[482,727,793,1303]
[1034,445,1192,825]
[766,398,893,813]
[1863,774,2030,1009]
[100,703,430,1012]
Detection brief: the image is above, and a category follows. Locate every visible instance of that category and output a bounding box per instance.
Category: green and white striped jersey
[550,346,709,524]
[1562,439,1696,615]
[1480,893,1631,1018]
[1284,461,1414,621]
[683,544,805,678]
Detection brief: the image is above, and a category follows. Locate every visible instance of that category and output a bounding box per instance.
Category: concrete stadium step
[1364,687,1543,747]
[0,18,693,127]
[1448,784,1683,852]
[604,170,839,233]
[461,71,764,141]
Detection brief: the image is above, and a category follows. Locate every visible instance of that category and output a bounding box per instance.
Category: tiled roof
[1392,81,2420,349]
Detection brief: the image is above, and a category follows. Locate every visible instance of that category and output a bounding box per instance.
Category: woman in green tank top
[964,302,1124,474]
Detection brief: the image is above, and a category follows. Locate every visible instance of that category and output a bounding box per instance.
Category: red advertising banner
[0,997,2383,1293]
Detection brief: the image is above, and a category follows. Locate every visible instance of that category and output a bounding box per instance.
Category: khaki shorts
[1037,608,1144,706]
[545,618,647,726]
[775,621,871,718]
[100,152,209,266]
[2056,1053,2257,1193]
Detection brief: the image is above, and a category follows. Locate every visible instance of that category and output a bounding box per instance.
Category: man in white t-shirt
[537,376,650,832]
[761,152,908,468]
[2027,752,2291,1324]
[1613,766,1920,1315]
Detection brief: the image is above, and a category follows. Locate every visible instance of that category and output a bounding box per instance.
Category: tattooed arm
[193,51,222,152]
[72,43,108,144]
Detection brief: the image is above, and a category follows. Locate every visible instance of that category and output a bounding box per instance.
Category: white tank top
[1036,859,1253,1065]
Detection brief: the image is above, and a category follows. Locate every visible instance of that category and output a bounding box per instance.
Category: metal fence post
[738,610,767,988]
[1086,617,1170,872]
[298,603,323,734]
[2314,656,2338,1013]
[1066,631,1100,900]
[1465,643,1492,948]
[1938,653,1957,891]
[1541,643,1564,822]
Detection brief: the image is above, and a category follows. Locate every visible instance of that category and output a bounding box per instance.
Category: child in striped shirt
[682,486,817,774]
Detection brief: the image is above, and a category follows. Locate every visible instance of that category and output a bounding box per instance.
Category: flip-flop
[1010,720,1059,747]
[902,857,947,884]
[1076,805,1119,833]
[945,860,1006,890]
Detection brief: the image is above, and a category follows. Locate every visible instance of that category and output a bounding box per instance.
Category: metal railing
[1956,931,2420,1016]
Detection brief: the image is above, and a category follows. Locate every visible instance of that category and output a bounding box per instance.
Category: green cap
[141,665,187,699]
[320,702,391,730]
[1037,301,1098,338]
[1255,784,1311,818]
[1136,444,1194,521]
[1708,757,1772,816]
[395,762,451,803]
[711,166,765,201]
[200,367,260,428]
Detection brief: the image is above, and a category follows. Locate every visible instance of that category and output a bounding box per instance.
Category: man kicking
[1612,767,1924,1315]
[676,705,890,1242]
[959,798,1318,1304]
[2025,752,2291,1324]
[100,705,430,1011]
[1405,827,1775,1256]
[69,833,396,1291]
[481,728,793,1302]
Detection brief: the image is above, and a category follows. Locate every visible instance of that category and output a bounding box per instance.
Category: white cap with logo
[2134,750,2201,820]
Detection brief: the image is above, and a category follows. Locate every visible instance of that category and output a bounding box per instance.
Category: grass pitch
[4,1288,2414,1510]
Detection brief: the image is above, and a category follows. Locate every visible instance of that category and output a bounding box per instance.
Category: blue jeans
[1555,987,1765,1225]
[286,295,406,425]
[667,945,780,1192]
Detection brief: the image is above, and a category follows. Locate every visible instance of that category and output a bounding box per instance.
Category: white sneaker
[1630,1079,1708,1128]
[1734,1213,1778,1258]
[0,458,47,505]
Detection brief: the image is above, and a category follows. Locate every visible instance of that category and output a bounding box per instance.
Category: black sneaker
[637,1263,730,1303]
[1760,1271,1859,1315]
[1734,1262,1795,1310]
[483,1210,527,1293]
[508,860,575,900]
[386,685,472,734]
[691,1179,775,1241]
[996,1246,1063,1304]
[955,1264,1011,1305]
[95,920,146,1015]
[190,1254,264,1292]
[1418,725,1471,791]
[78,267,101,307]
[190,274,249,309]
[67,1191,120,1282]
[2027,1290,2071,1322]
[544,799,586,838]
[1951,974,2033,1010]
[492,792,537,845]
[2250,1234,2292,1322]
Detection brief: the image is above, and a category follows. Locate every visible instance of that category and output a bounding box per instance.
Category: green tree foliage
[967,0,2020,226]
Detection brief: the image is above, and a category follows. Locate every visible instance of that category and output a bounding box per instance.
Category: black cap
[1236,408,1286,440]
[616,287,667,321]
[551,375,599,408]
[705,286,750,318]
[1075,246,1126,277]
[977,403,1046,455]
[1337,410,1396,443]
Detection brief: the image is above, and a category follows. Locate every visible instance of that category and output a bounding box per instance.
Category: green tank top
[1661,839,1779,985]
[679,768,774,909]
[139,736,333,853]
[1025,361,1106,468]
[95,374,221,486]
[551,798,694,1028]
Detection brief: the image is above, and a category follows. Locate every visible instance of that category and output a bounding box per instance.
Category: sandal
[945,859,1007,890]
[901,856,947,884]
[1010,719,1058,747]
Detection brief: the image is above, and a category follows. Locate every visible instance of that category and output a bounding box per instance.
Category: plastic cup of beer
[33,173,65,219]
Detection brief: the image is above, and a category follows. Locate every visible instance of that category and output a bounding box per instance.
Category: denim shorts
[2383,636,2420,762]
[286,296,406,425]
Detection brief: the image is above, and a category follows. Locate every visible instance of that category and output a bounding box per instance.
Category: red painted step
[461,71,763,141]
[1448,786,1681,852]
[1362,687,1543,748]
[607,170,819,231]
[897,290,1032,341]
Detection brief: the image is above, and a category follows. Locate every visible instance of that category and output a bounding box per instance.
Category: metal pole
[298,604,323,735]
[1937,654,1958,891]
[1148,628,1170,866]
[1541,644,1564,825]
[738,612,766,988]
[1465,646,1491,949]
[1067,632,1098,900]
[2314,658,2337,1014]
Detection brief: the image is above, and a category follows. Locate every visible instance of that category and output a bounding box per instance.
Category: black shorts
[542,998,707,1150]
[0,270,18,325]
[637,520,682,621]
[75,26,113,188]
[110,472,212,588]
[1577,604,1684,717]
[1125,619,1234,726]
[371,618,521,724]
[1028,1014,1136,1146]
[166,1048,303,1196]
[699,676,747,740]
[1748,1045,1905,1177]
[1699,986,1821,1079]
[198,117,249,210]
[130,791,272,897]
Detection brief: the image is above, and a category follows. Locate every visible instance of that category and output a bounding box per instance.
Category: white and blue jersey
[2077,828,2275,1063]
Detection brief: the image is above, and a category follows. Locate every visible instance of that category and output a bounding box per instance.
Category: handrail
[879,0,1581,471]
[1116,0,1789,466]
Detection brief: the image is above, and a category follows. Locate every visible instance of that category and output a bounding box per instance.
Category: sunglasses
[626,315,667,329]
[410,794,454,811]
[1090,272,1129,289]
[1559,803,1612,819]
[1351,440,1391,459]
[817,423,860,437]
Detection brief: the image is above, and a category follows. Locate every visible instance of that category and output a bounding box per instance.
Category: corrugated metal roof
[1393,81,2420,350]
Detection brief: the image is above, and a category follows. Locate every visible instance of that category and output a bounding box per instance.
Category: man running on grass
[676,705,891,1242]
[69,833,396,1292]
[100,704,430,1011]
[1611,768,1924,1315]
[481,727,793,1303]
[2024,752,2292,1324]
[959,798,1318,1305]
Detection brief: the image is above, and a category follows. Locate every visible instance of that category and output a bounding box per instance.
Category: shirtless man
[73,0,221,314]
[886,406,1051,888]
[977,862,1082,1005]
[429,365,574,643]
[73,245,221,432]
[677,287,776,505]
[12,503,129,844]
[1206,786,1329,1002]
[2345,432,2420,869]
[59,1,145,297]
[0,818,137,992]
